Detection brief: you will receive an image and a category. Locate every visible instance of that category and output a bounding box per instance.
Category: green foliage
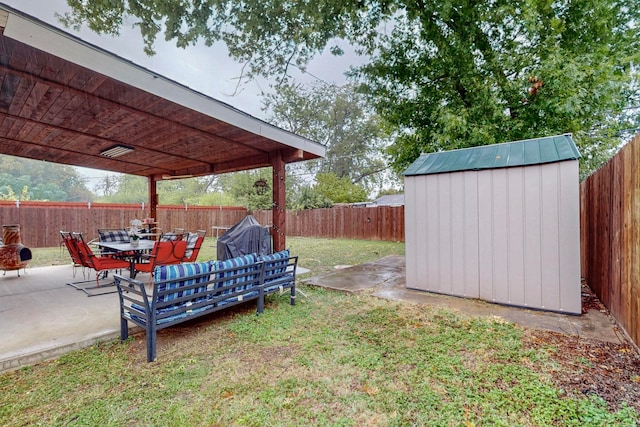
[355,0,640,177]
[315,172,368,204]
[97,175,147,203]
[0,156,93,201]
[59,0,388,80]
[264,83,394,194]
[96,175,220,205]
[62,0,640,179]
[287,184,332,211]
[217,169,273,210]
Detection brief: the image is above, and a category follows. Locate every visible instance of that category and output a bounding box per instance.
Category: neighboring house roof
[373,194,404,206]
[403,134,581,176]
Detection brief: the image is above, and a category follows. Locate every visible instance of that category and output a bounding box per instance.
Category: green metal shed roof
[403,134,581,176]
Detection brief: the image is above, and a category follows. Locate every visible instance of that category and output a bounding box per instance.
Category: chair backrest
[73,232,129,272]
[98,229,130,243]
[159,232,184,242]
[183,232,205,262]
[71,232,97,270]
[98,229,130,254]
[60,231,83,266]
[150,240,187,268]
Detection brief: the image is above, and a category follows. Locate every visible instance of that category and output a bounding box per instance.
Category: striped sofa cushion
[154,261,211,304]
[210,254,258,296]
[258,249,290,279]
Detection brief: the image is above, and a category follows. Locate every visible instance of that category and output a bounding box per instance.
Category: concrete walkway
[304,255,626,345]
[0,264,126,372]
[0,256,628,373]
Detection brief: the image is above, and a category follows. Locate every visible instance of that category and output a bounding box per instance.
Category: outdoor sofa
[114,249,297,362]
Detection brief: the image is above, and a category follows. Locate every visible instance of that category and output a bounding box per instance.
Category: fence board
[0,202,405,249]
[581,132,640,348]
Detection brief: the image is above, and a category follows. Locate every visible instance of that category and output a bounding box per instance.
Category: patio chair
[134,240,187,277]
[60,230,84,278]
[182,229,206,262]
[98,228,132,257]
[67,232,130,296]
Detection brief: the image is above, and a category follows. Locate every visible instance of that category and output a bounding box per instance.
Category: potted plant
[129,219,143,246]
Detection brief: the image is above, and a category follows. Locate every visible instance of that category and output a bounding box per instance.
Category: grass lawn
[3,238,637,426]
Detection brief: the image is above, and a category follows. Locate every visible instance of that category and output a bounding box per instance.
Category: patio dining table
[94,240,155,278]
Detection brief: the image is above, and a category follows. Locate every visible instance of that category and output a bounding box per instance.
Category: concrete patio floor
[0,256,628,373]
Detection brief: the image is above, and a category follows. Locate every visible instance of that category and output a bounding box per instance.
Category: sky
[2,0,360,183]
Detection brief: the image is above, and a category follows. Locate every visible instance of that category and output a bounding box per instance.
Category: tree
[287,184,332,211]
[264,82,395,195]
[217,169,273,210]
[62,0,640,177]
[355,1,640,177]
[314,172,368,204]
[0,156,94,201]
[96,174,220,205]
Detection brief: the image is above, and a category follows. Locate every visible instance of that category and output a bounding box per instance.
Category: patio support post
[271,150,286,252]
[149,176,159,223]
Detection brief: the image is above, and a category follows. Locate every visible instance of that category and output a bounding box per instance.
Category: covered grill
[216,215,272,261]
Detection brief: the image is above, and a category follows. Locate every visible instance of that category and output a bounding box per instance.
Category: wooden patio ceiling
[0,7,325,179]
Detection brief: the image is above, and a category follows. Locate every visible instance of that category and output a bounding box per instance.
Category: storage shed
[403,134,582,314]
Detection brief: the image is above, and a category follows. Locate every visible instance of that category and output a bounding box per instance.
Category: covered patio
[0,5,325,251]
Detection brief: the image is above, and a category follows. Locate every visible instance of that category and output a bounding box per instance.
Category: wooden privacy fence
[253,206,404,242]
[580,132,640,348]
[0,201,248,248]
[0,202,405,248]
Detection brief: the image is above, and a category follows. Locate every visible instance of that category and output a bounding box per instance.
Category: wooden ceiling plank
[0,71,19,111]
[45,90,75,126]
[23,121,46,141]
[15,120,35,141]
[58,93,90,127]
[6,115,25,139]
[20,81,49,118]
[213,153,272,175]
[53,60,80,86]
[30,84,61,121]
[80,73,109,94]
[2,60,269,157]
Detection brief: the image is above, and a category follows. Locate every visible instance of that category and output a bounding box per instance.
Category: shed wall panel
[437,174,453,292]
[523,166,543,308]
[404,178,419,289]
[425,176,441,291]
[557,161,582,313]
[404,160,580,314]
[449,173,464,295]
[540,163,562,310]
[463,172,480,297]
[506,167,526,306]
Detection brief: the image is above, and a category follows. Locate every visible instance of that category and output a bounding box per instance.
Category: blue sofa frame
[115,252,298,362]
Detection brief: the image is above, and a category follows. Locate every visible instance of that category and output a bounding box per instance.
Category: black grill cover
[216,215,272,260]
